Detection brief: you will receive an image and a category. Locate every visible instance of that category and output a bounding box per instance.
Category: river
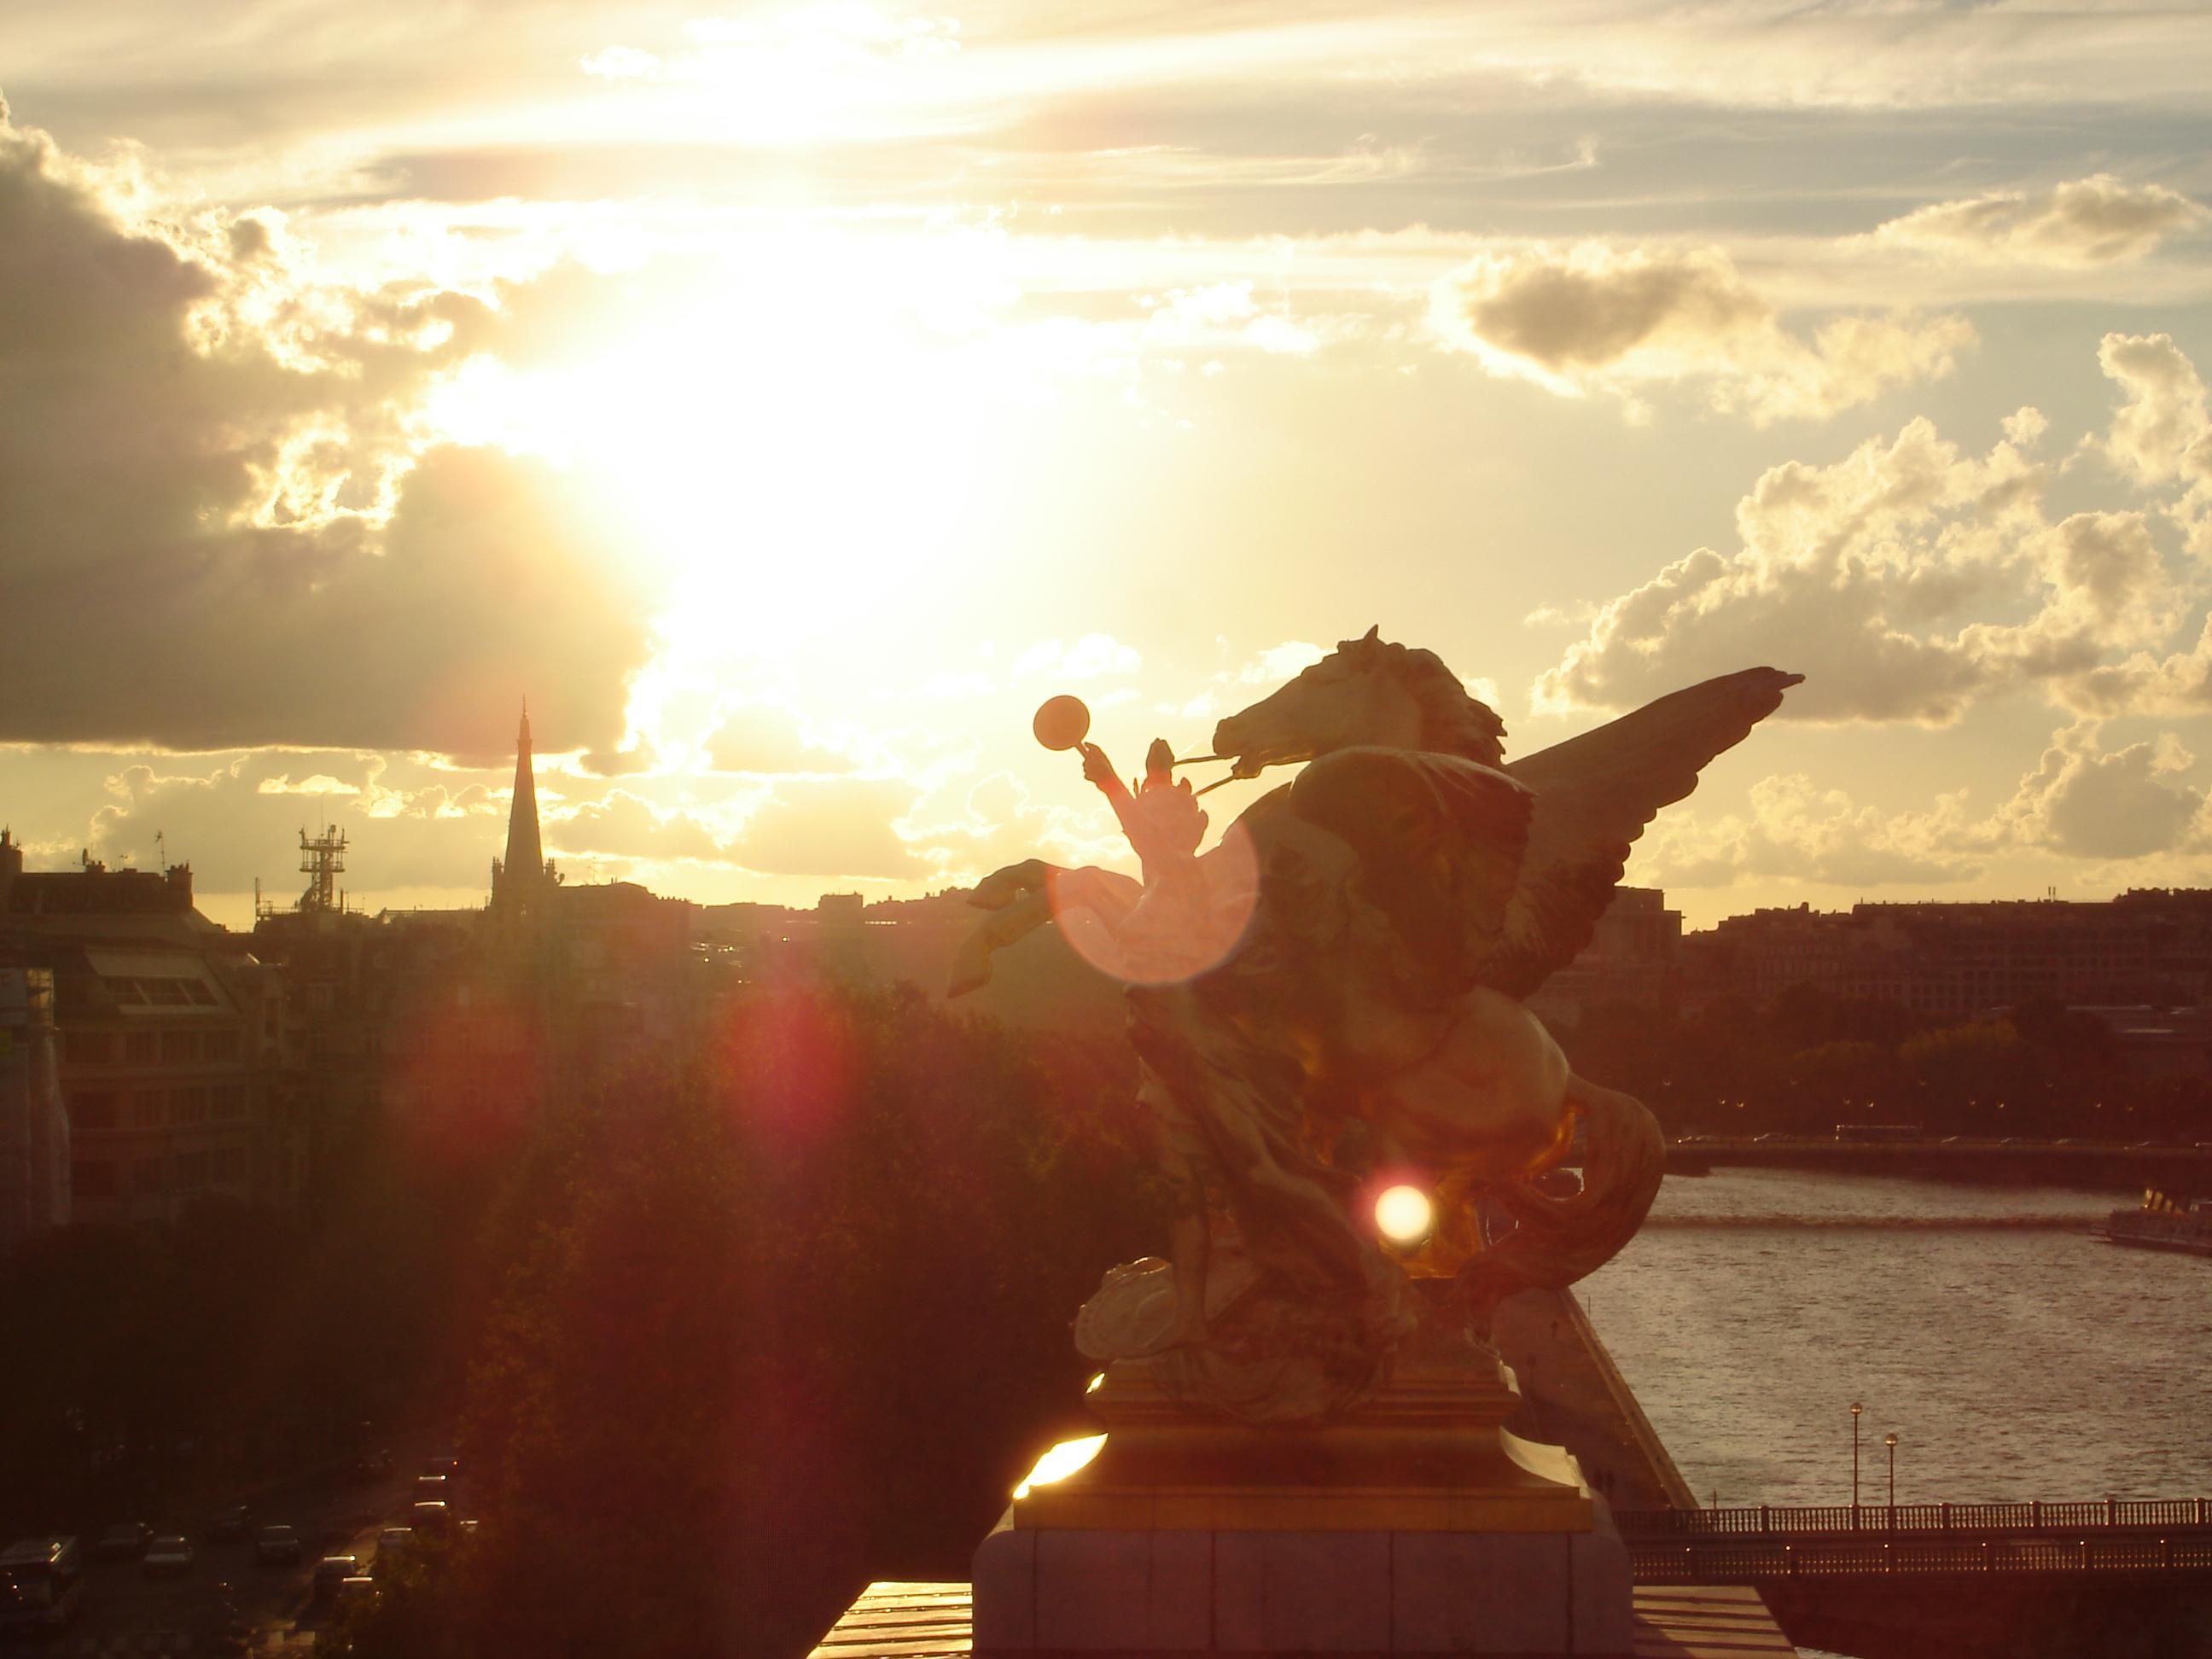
[1579,1167,2212,1511]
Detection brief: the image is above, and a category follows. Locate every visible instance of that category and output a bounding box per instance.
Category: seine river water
[1579,1168,2212,1511]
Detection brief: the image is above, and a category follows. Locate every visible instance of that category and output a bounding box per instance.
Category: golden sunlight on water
[1582,1169,2212,1509]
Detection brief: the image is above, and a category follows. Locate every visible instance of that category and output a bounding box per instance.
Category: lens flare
[1011,1434,1106,1500]
[1374,1185,1435,1244]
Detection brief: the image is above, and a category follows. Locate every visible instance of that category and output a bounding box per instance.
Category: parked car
[96,1522,153,1560]
[409,1502,450,1535]
[205,1506,252,1544]
[411,1475,450,1507]
[336,1575,379,1609]
[422,1452,460,1478]
[254,1526,302,1567]
[312,1557,363,1599]
[143,1536,195,1577]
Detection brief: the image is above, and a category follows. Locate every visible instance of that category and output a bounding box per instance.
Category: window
[174,1150,212,1190]
[143,980,189,1007]
[212,1086,247,1122]
[183,981,218,1007]
[160,1031,196,1064]
[102,978,147,1006]
[217,1147,247,1183]
[131,1091,165,1129]
[133,1157,166,1195]
[70,1092,118,1132]
[71,1161,117,1198]
[125,1033,158,1066]
[204,1029,240,1062]
[171,1087,210,1126]
[65,1030,114,1066]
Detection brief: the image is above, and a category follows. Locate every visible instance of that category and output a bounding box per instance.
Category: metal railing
[1630,1533,2212,1581]
[1616,1498,2212,1538]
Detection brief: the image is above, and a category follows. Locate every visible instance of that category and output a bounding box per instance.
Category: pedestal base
[973,1324,1636,1656]
[973,1512,1634,1656]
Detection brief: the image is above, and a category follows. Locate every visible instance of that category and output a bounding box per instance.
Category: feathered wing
[1472,667,1803,998]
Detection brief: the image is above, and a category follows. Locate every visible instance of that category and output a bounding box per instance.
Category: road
[4,1430,451,1656]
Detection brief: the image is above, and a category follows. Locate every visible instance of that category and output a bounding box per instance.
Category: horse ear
[1362,625,1380,643]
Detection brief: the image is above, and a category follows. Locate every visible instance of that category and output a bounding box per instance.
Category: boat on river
[2098,1188,2212,1258]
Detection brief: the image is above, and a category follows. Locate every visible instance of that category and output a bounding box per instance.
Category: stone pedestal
[972,1327,1635,1656]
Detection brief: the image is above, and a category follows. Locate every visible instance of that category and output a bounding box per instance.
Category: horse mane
[1336,632,1507,768]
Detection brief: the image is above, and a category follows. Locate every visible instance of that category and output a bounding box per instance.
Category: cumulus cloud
[86,751,505,894]
[731,778,927,879]
[1538,335,2212,729]
[1993,724,2209,860]
[1430,243,1972,424]
[1632,773,1986,890]
[1870,175,2212,269]
[0,113,655,757]
[2088,332,2212,488]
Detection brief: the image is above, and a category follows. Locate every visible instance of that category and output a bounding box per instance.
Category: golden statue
[957,629,1800,1427]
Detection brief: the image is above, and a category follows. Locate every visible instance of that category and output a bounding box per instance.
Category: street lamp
[1850,1402,1863,1523]
[1885,1433,1899,1518]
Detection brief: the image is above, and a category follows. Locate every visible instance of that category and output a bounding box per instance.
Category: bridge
[1614,1499,2212,1657]
[1659,1135,2212,1185]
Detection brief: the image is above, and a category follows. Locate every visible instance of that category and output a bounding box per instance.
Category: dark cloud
[0,114,656,759]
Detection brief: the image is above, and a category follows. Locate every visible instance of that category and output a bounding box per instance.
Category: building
[1,830,300,1226]
[1527,888,1683,1029]
[0,963,68,1248]
[1685,890,2212,1017]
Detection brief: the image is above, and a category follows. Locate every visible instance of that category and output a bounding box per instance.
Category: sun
[420,234,1001,667]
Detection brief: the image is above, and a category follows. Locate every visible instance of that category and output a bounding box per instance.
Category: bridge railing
[1628,1533,2212,1581]
[1615,1498,2212,1538]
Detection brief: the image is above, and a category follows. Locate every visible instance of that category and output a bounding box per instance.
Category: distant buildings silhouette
[4,712,2211,1251]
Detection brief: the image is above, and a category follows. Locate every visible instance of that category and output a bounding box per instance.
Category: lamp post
[1885,1433,1899,1521]
[1850,1402,1863,1525]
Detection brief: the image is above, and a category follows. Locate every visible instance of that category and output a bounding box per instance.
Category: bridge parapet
[1618,1496,2212,1537]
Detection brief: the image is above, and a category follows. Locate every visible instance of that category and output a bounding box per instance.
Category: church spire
[501,699,544,898]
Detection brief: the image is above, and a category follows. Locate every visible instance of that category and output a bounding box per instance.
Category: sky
[3,0,2211,930]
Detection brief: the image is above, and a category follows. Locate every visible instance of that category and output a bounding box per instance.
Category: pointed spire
[502,698,544,903]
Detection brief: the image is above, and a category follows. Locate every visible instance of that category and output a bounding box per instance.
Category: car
[409,1502,450,1534]
[96,1522,152,1560]
[206,1506,252,1544]
[422,1452,460,1478]
[253,1526,302,1567]
[335,1575,379,1609]
[143,1536,194,1577]
[311,1556,364,1599]
[411,1475,451,1507]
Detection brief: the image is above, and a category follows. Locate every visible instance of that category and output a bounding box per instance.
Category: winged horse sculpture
[955,630,1800,1423]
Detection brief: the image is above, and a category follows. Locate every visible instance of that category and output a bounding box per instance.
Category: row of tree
[1561,988,2211,1143]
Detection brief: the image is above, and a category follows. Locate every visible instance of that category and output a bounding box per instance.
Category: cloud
[550,790,734,865]
[731,778,927,879]
[1631,772,1984,891]
[1993,724,2209,861]
[702,702,854,776]
[84,751,505,894]
[1535,416,2040,723]
[1430,243,1972,424]
[0,113,655,758]
[1538,336,2212,730]
[2088,332,2212,488]
[1869,176,2212,269]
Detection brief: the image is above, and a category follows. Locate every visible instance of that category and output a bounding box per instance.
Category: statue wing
[1475,667,1803,998]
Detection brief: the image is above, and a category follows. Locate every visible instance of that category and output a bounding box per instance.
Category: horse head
[1210,627,1507,779]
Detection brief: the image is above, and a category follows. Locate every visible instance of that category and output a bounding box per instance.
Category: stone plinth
[972,1328,1635,1656]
